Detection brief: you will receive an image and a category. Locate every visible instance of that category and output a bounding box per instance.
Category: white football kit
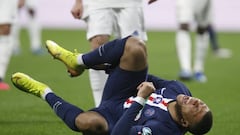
[82,0,147,41]
[25,0,37,9]
[0,0,18,24]
[0,0,18,88]
[175,0,212,82]
[176,0,212,27]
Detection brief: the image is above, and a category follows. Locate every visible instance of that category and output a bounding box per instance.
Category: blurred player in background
[71,0,148,106]
[175,0,212,83]
[0,0,19,90]
[12,0,44,55]
[207,24,232,59]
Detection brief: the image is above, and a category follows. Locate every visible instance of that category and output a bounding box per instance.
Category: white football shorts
[176,0,212,27]
[0,0,18,24]
[84,7,147,41]
[25,0,37,9]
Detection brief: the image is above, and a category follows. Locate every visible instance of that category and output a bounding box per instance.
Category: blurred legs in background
[0,0,18,90]
[207,25,232,59]
[12,0,44,56]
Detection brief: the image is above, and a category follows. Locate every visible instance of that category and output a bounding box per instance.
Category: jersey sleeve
[146,74,167,89]
[147,74,192,98]
[129,120,181,135]
[111,101,182,135]
[111,102,144,135]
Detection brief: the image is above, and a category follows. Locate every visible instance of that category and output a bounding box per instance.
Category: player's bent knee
[197,26,207,34]
[0,24,11,35]
[125,37,147,58]
[89,35,110,49]
[75,111,108,133]
[120,37,147,71]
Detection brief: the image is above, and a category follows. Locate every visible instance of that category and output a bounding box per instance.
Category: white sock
[28,15,42,51]
[77,54,84,65]
[11,21,21,53]
[194,33,209,73]
[0,35,13,79]
[42,87,53,100]
[89,69,108,107]
[176,30,192,73]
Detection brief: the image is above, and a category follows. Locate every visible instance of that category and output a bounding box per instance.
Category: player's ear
[180,118,189,127]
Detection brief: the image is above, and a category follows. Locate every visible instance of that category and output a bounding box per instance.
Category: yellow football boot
[11,72,49,99]
[45,40,85,77]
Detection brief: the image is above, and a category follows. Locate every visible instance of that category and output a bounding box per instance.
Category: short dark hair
[188,111,213,135]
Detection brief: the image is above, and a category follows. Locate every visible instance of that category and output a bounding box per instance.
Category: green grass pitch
[0,29,239,135]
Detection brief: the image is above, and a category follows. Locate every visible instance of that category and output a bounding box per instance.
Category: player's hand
[148,0,157,4]
[137,82,156,99]
[67,69,80,77]
[71,0,83,19]
[18,0,25,8]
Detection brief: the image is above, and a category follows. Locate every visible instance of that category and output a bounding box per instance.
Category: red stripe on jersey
[161,100,168,107]
[126,98,134,104]
[149,96,154,101]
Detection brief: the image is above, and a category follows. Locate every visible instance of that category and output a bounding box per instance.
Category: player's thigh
[25,0,37,9]
[104,65,148,100]
[0,0,18,25]
[117,7,147,41]
[194,0,212,28]
[176,0,194,24]
[85,9,115,40]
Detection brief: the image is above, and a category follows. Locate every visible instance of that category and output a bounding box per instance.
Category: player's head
[175,94,213,134]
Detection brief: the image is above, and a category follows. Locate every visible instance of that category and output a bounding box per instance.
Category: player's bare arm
[71,0,83,19]
[18,0,25,8]
[148,0,158,4]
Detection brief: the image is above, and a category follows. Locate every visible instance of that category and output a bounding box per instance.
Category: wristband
[134,96,146,106]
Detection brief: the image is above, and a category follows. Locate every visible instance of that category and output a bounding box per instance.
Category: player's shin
[45,93,83,132]
[82,36,130,67]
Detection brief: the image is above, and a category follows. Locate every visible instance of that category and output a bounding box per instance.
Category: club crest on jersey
[153,96,162,104]
[142,127,152,135]
[146,93,173,111]
[144,108,155,117]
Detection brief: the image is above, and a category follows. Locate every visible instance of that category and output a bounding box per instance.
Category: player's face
[176,94,210,126]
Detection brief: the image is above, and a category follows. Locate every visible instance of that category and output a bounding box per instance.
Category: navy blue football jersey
[122,74,192,135]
